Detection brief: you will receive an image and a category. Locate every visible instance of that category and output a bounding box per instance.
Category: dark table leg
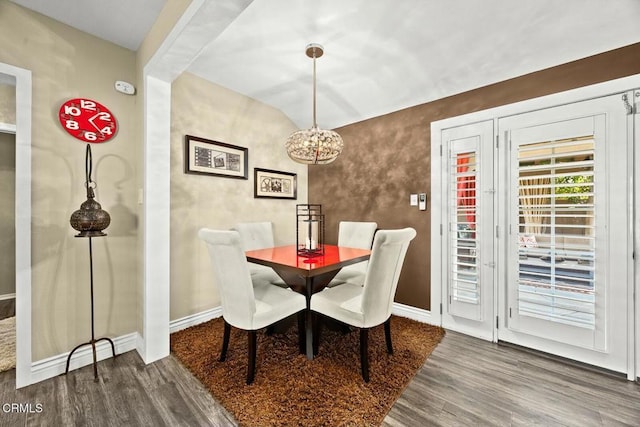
[270,268,341,360]
[305,277,313,360]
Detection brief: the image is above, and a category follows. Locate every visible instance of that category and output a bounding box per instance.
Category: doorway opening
[0,63,33,388]
[0,129,16,373]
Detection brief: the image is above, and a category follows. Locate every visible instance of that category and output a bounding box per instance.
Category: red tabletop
[246,244,371,360]
[246,244,371,277]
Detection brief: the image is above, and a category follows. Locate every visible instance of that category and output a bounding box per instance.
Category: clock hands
[88,112,103,134]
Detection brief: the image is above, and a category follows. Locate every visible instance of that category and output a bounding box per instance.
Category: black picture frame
[184,135,248,179]
[254,168,297,199]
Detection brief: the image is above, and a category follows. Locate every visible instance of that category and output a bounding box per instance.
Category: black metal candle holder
[296,204,324,257]
[66,144,116,381]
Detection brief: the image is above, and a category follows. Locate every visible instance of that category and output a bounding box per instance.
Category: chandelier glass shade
[285,43,343,165]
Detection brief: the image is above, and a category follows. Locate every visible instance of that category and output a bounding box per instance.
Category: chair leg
[247,330,257,385]
[297,311,306,355]
[384,317,393,354]
[220,320,231,362]
[360,328,370,382]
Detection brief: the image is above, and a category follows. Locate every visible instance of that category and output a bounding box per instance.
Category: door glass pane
[517,137,595,328]
[450,151,479,304]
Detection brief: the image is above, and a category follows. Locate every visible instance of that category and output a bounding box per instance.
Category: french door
[439,92,634,374]
[440,120,495,340]
[498,94,631,372]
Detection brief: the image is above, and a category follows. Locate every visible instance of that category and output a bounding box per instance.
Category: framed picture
[254,168,297,199]
[184,135,248,179]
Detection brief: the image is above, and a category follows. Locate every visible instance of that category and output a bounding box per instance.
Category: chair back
[337,221,377,249]
[233,222,275,251]
[361,228,416,327]
[198,229,257,330]
[337,221,378,275]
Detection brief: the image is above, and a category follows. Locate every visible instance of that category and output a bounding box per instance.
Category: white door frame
[635,90,640,381]
[431,73,640,380]
[0,62,32,389]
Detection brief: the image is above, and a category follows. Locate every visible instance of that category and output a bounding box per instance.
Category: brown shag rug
[171,315,444,426]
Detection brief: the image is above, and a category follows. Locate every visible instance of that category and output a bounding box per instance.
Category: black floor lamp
[67,144,116,381]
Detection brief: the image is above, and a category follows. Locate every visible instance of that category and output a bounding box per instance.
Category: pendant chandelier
[285,43,343,165]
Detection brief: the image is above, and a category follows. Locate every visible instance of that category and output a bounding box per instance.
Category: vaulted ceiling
[10,0,640,128]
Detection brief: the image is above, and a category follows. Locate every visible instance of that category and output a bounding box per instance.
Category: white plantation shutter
[448,141,480,316]
[516,137,595,328]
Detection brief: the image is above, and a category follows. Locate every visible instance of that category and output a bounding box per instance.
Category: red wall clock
[58,98,117,143]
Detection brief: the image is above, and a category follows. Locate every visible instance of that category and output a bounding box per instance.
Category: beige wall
[0,0,299,361]
[0,83,16,124]
[170,72,307,320]
[0,2,139,360]
[0,132,15,296]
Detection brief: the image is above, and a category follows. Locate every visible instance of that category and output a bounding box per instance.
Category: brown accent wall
[309,42,640,311]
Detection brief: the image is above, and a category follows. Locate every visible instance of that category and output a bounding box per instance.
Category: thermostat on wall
[419,193,427,210]
[115,80,135,95]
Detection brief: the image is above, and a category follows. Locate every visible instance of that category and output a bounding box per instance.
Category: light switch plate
[410,194,418,206]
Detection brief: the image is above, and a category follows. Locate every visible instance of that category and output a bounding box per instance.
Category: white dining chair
[198,229,306,384]
[233,221,287,287]
[311,227,416,382]
[328,221,377,287]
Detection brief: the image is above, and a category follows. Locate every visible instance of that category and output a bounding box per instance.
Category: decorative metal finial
[70,144,111,237]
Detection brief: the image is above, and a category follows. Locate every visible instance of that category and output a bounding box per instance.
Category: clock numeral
[64,105,81,117]
[65,120,79,130]
[81,99,97,111]
[97,112,112,121]
[100,126,113,135]
[84,131,97,141]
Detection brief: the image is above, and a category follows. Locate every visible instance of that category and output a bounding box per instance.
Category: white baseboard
[169,304,430,330]
[0,293,16,301]
[392,302,434,325]
[169,306,222,333]
[31,332,139,384]
[170,304,430,331]
[0,122,16,134]
[26,304,424,386]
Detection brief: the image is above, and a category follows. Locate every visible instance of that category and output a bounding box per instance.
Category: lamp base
[65,337,116,382]
[297,248,324,258]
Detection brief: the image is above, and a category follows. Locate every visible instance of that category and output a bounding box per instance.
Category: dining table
[245,244,371,359]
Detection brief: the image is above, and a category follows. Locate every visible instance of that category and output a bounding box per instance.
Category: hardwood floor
[0,330,638,426]
[0,351,235,427]
[383,331,640,426]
